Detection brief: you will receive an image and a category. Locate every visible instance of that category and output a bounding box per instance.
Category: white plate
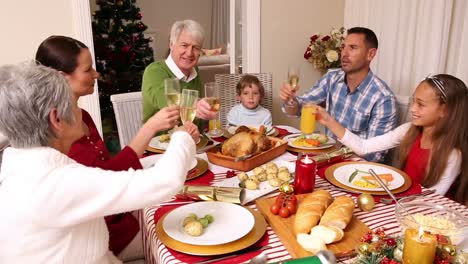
[227,125,275,136]
[149,135,200,150]
[214,160,295,205]
[284,133,336,150]
[140,155,197,170]
[333,163,405,191]
[163,201,255,245]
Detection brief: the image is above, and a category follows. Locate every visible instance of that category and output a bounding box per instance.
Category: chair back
[110,92,143,149]
[214,73,273,126]
[389,94,411,166]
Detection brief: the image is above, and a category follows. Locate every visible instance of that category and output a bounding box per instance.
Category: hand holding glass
[204,82,223,137]
[300,103,316,136]
[180,89,198,124]
[284,66,300,116]
[165,78,181,106]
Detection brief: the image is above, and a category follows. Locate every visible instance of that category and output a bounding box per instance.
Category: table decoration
[357,193,375,211]
[175,185,244,204]
[294,154,317,194]
[303,27,345,72]
[354,228,466,264]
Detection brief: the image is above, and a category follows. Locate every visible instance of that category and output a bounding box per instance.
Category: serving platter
[256,193,370,258]
[156,207,267,255]
[325,161,412,195]
[214,160,295,205]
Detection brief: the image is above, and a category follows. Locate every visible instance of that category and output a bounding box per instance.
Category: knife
[195,245,272,264]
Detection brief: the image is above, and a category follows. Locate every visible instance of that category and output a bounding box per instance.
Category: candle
[294,155,317,194]
[403,228,437,264]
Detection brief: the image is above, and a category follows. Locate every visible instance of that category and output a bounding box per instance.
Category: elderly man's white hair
[0,61,75,148]
[169,19,205,46]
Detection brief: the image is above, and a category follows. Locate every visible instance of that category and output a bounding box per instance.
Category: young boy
[227,75,272,126]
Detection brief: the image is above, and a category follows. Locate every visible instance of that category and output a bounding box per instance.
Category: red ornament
[121,45,130,53]
[386,238,396,247]
[136,13,142,19]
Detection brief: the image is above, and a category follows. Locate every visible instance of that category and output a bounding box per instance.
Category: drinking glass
[180,89,199,124]
[300,103,316,137]
[204,82,223,137]
[164,78,181,106]
[284,66,300,116]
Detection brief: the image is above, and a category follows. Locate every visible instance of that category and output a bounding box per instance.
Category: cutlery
[380,189,436,205]
[369,169,418,223]
[195,245,272,264]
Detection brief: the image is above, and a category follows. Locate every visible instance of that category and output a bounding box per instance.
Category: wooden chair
[214,73,273,127]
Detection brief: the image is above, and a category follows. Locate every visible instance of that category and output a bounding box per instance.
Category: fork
[380,189,436,205]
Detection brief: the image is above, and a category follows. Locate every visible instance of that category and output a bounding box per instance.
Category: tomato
[279,207,290,218]
[270,204,280,215]
[287,194,297,203]
[285,201,297,214]
[275,193,285,205]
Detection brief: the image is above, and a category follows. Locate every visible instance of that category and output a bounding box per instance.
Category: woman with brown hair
[316,74,468,205]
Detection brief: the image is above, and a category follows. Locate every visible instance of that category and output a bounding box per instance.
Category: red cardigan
[68,109,141,255]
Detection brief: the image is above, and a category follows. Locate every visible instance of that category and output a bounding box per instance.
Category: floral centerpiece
[354,228,466,264]
[303,27,345,72]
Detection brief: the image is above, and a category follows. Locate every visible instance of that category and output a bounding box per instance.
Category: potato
[269,178,282,187]
[238,172,249,182]
[257,172,268,182]
[253,167,265,176]
[184,221,204,236]
[278,166,289,173]
[266,173,277,180]
[245,178,259,190]
[278,171,291,182]
[266,166,278,175]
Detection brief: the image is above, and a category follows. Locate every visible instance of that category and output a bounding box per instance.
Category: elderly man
[142,19,215,130]
[280,27,397,162]
[0,62,195,263]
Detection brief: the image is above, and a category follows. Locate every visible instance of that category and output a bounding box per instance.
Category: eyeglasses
[425,74,447,102]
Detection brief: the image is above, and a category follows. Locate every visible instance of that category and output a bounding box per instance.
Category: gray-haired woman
[0,62,195,263]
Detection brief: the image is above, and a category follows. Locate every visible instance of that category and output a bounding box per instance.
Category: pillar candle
[403,228,437,264]
[294,155,317,194]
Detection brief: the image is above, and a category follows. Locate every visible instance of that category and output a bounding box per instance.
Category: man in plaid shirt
[281,27,397,162]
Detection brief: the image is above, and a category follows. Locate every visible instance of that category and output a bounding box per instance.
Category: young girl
[316,74,468,205]
[227,74,272,126]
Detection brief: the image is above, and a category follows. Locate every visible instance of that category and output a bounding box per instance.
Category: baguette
[309,224,344,244]
[297,233,327,254]
[319,195,355,229]
[294,190,333,235]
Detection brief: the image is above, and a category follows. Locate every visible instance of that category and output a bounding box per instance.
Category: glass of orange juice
[300,103,316,136]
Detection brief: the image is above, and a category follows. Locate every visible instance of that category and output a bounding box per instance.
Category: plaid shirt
[297,69,397,162]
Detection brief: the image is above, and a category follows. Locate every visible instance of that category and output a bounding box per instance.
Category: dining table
[139,126,468,264]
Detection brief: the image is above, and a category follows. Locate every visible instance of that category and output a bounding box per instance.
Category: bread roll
[294,190,333,235]
[309,224,344,244]
[319,195,355,229]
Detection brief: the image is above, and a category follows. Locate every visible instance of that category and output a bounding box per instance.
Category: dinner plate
[226,125,277,136]
[140,155,197,171]
[325,161,412,195]
[214,160,295,205]
[284,133,336,150]
[162,201,255,246]
[156,207,267,256]
[147,135,207,153]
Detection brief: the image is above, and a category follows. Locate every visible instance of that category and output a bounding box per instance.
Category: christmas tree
[92,0,154,125]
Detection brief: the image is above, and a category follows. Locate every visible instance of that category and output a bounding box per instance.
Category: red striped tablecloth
[141,152,468,264]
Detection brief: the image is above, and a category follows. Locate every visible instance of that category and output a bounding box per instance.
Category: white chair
[214,73,273,127]
[110,92,143,150]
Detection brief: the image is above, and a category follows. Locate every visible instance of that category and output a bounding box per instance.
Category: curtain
[344,0,468,96]
[211,0,229,49]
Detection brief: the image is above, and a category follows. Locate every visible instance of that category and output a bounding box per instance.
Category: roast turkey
[221,128,271,158]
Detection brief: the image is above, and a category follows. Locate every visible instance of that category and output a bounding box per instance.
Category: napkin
[274,126,292,138]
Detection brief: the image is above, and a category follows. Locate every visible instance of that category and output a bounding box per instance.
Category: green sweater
[141,60,205,133]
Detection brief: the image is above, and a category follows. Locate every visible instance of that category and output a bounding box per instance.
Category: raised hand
[147,105,180,132]
[176,122,200,143]
[195,98,217,120]
[279,81,299,102]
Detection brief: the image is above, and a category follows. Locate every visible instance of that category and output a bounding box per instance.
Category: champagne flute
[288,65,300,93]
[165,78,181,106]
[204,82,223,137]
[180,89,199,124]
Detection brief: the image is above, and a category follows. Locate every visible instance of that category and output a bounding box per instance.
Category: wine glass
[300,103,316,137]
[164,78,181,106]
[180,89,199,124]
[284,65,300,116]
[204,82,223,137]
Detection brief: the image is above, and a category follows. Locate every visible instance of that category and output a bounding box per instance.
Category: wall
[138,0,213,60]
[261,0,345,129]
[0,0,74,64]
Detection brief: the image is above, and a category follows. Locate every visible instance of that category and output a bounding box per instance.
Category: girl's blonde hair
[398,74,468,205]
